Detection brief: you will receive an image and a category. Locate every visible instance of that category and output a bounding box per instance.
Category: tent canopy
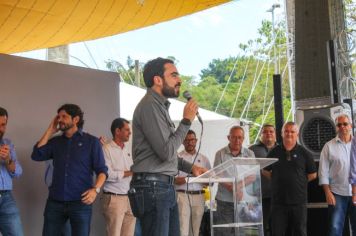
[0,0,230,53]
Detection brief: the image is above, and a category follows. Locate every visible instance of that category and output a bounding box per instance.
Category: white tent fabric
[119,82,249,164]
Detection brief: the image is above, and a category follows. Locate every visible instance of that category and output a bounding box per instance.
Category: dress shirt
[103,140,133,194]
[214,146,255,202]
[319,136,352,196]
[132,88,192,176]
[349,136,356,185]
[31,130,108,201]
[175,150,211,191]
[0,138,22,190]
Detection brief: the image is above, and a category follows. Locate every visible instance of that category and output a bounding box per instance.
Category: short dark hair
[143,57,174,88]
[111,118,130,137]
[261,124,275,130]
[186,129,196,137]
[282,121,299,133]
[57,104,84,129]
[0,107,8,118]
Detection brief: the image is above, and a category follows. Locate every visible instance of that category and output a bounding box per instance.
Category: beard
[58,122,74,132]
[0,132,3,140]
[162,80,180,98]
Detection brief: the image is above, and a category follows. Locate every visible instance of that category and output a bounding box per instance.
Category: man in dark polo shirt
[263,121,317,236]
[249,124,277,236]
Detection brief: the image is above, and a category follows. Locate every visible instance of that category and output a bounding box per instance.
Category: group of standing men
[0,57,356,236]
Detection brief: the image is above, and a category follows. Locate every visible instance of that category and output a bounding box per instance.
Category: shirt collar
[281,143,298,152]
[61,129,83,138]
[224,145,247,156]
[257,140,277,150]
[335,135,352,144]
[147,88,170,109]
[109,140,125,149]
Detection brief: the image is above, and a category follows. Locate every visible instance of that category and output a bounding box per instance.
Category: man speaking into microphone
[129,57,206,236]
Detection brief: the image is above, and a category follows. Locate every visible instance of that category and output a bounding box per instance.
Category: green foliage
[104,19,292,142]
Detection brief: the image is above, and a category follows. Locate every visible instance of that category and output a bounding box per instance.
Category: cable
[185,120,204,236]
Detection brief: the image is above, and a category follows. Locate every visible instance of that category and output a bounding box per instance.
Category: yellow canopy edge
[0,0,231,53]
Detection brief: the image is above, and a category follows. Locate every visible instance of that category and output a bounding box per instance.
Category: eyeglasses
[336,122,350,127]
[184,139,197,143]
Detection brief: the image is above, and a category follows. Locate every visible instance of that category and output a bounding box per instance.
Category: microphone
[182,91,203,124]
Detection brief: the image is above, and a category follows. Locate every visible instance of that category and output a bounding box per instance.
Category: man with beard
[31,104,108,236]
[129,57,206,236]
[175,130,211,236]
[0,107,24,236]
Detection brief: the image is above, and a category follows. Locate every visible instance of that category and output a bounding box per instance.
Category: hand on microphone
[183,91,203,124]
[183,99,198,122]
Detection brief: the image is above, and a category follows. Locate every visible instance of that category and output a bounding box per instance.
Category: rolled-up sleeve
[178,157,193,173]
[350,137,356,185]
[91,138,108,177]
[31,141,54,161]
[9,142,22,178]
[318,142,330,185]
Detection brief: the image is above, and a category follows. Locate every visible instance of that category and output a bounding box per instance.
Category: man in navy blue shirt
[31,104,108,236]
[0,107,24,236]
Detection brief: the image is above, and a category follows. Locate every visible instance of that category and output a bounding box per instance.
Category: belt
[133,173,174,184]
[103,191,127,196]
[176,190,205,195]
[0,190,9,194]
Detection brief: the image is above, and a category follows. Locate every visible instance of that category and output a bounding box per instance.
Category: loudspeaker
[295,103,352,159]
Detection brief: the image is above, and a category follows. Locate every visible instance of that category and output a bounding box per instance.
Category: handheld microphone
[182,91,203,124]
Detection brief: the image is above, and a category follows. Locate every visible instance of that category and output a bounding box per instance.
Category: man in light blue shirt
[0,107,24,236]
[319,114,356,236]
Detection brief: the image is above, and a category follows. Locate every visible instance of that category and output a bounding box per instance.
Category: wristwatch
[94,187,101,194]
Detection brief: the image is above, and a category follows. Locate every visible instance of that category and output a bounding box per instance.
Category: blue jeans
[134,218,142,236]
[43,198,92,236]
[0,191,24,236]
[328,193,356,236]
[61,220,71,236]
[129,179,180,236]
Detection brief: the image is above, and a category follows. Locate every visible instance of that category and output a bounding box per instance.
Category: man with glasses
[129,58,206,236]
[214,125,256,236]
[175,130,211,236]
[263,122,317,236]
[319,114,356,236]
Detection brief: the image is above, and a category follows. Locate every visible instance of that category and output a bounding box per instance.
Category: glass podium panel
[188,157,277,236]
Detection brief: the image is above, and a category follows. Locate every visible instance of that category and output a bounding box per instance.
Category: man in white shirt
[101,118,135,236]
[319,114,356,236]
[175,130,211,236]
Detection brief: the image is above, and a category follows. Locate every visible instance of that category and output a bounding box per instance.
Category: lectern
[188,157,277,236]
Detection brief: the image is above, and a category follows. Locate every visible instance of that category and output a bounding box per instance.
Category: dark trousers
[262,198,271,236]
[43,198,92,236]
[271,204,307,236]
[129,179,179,236]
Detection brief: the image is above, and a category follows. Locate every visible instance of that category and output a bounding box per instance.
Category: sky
[15,0,284,79]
